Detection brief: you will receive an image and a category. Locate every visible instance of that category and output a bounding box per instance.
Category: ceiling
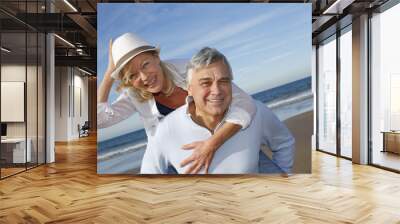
[1,0,97,74]
[0,0,392,76]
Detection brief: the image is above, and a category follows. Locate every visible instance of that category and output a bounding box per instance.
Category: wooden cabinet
[382,132,400,154]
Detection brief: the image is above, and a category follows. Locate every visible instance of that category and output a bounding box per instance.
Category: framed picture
[97,3,312,175]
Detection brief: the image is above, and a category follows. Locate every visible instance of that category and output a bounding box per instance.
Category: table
[381,131,400,154]
[1,138,31,163]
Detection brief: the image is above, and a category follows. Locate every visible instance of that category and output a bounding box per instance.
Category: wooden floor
[373,150,400,171]
[1,135,400,223]
[1,167,26,178]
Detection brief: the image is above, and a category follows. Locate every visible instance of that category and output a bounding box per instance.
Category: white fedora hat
[110,33,159,79]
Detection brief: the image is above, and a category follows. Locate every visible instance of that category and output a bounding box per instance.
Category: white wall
[55,67,69,141]
[2,63,46,164]
[1,65,39,137]
[76,71,89,139]
[54,67,89,141]
[1,65,26,81]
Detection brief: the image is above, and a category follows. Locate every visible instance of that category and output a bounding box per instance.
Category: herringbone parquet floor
[0,134,399,223]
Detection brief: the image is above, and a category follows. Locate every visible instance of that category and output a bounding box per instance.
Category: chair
[78,121,90,138]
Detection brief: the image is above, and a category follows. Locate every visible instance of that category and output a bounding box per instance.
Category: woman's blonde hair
[116,52,175,102]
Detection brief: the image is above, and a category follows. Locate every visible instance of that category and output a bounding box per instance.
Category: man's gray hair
[187,47,233,85]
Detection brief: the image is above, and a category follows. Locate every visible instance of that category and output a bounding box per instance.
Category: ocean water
[98,76,313,174]
[252,77,311,103]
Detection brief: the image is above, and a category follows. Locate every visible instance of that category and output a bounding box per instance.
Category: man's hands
[180,123,241,174]
[180,139,218,174]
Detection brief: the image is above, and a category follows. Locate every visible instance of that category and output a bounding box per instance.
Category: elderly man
[140,47,295,174]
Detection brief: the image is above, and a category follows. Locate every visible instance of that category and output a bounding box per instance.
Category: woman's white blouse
[97,59,256,137]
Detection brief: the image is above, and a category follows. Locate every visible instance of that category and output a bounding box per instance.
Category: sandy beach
[285,110,313,173]
[261,110,313,173]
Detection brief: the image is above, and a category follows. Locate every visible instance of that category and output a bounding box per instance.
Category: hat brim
[110,47,160,80]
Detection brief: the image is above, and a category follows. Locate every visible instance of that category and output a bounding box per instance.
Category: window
[0,1,47,179]
[317,35,337,155]
[339,26,352,158]
[371,2,400,171]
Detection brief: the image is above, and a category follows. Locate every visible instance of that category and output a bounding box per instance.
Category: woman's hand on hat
[106,39,116,76]
[180,139,218,174]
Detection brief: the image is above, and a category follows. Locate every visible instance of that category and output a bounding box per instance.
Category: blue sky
[97,3,311,140]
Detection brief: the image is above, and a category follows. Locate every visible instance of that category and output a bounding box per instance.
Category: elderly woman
[98,33,256,174]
